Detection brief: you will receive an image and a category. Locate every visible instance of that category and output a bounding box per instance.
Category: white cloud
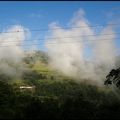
[0,25,30,77]
[45,8,117,86]
[0,25,30,62]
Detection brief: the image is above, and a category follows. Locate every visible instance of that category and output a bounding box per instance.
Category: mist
[0,9,118,85]
[45,9,118,86]
[0,25,30,78]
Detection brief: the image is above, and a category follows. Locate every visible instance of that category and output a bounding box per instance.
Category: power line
[0,32,119,43]
[0,23,119,34]
[0,37,118,48]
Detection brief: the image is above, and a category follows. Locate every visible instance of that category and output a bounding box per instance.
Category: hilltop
[0,50,120,119]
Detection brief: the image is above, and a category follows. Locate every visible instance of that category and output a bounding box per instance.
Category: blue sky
[0,1,120,54]
[0,1,120,28]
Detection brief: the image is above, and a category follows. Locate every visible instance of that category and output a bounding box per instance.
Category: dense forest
[0,50,120,119]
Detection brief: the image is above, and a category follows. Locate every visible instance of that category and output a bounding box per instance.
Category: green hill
[0,50,120,119]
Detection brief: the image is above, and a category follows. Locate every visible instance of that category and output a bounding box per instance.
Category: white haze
[45,9,118,86]
[0,25,30,77]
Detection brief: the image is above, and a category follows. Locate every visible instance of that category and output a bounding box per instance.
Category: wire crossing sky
[0,23,119,33]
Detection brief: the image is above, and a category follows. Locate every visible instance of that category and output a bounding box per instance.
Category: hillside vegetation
[0,50,120,119]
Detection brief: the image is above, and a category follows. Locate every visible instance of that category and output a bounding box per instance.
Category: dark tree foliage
[1,51,120,119]
[0,79,120,119]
